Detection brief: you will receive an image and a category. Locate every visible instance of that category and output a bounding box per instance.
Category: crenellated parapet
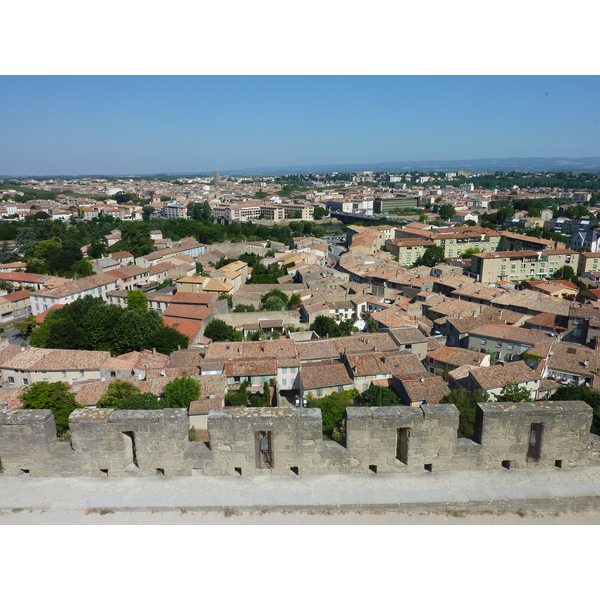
[0,401,598,477]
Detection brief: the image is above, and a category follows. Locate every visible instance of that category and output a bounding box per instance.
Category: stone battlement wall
[1,402,599,477]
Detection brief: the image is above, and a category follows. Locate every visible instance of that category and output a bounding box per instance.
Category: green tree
[97,380,141,408]
[494,382,532,403]
[87,241,106,259]
[262,295,286,311]
[420,245,445,267]
[288,293,302,308]
[0,279,14,292]
[225,380,250,406]
[233,304,256,312]
[263,381,271,406]
[120,222,155,258]
[126,290,148,311]
[204,318,243,342]
[313,206,329,219]
[440,388,488,438]
[551,265,577,283]
[146,325,190,355]
[162,376,201,408]
[142,205,155,221]
[312,315,342,338]
[119,392,168,410]
[461,247,480,258]
[261,289,289,307]
[44,319,85,349]
[307,391,355,440]
[439,204,456,220]
[20,381,83,435]
[112,309,164,354]
[114,191,140,204]
[361,386,402,406]
[551,385,600,435]
[15,315,38,337]
[565,204,590,219]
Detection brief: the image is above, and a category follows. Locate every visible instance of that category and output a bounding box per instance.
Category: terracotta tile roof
[162,304,212,321]
[546,342,600,377]
[162,318,200,343]
[110,251,133,260]
[427,346,488,368]
[467,361,540,390]
[345,352,391,377]
[388,327,428,345]
[296,339,339,362]
[189,398,224,415]
[168,349,204,368]
[427,298,481,318]
[223,358,278,377]
[134,349,170,371]
[198,373,227,401]
[468,323,552,345]
[0,387,24,409]
[34,273,119,299]
[522,312,568,331]
[206,339,297,360]
[171,292,215,305]
[300,359,353,389]
[33,304,65,323]
[105,265,149,279]
[395,373,450,404]
[3,290,30,302]
[0,347,110,371]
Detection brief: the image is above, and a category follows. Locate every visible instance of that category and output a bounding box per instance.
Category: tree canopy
[420,245,445,267]
[204,318,243,342]
[20,381,83,434]
[311,315,356,338]
[30,296,189,354]
[307,390,357,442]
[361,386,402,407]
[440,388,488,438]
[126,290,148,311]
[162,376,201,408]
[494,382,532,403]
[550,386,600,435]
[439,204,456,220]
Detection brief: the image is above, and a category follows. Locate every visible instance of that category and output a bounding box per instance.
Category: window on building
[480,338,487,346]
[8,376,14,384]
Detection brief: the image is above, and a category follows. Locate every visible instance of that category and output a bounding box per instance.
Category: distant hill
[222,157,600,176]
[4,157,600,180]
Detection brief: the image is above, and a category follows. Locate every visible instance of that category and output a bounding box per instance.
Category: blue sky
[1,75,599,176]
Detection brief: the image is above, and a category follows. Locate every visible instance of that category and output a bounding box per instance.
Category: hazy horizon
[2,76,600,177]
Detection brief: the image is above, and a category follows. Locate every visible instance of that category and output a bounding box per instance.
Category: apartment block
[469,249,578,284]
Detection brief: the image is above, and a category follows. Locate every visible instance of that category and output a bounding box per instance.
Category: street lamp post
[295,395,307,408]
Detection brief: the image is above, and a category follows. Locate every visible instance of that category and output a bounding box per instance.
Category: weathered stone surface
[0,402,598,477]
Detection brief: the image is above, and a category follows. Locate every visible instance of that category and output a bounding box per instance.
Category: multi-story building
[545,218,600,252]
[469,249,578,284]
[30,273,120,315]
[161,202,188,219]
[373,196,418,212]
